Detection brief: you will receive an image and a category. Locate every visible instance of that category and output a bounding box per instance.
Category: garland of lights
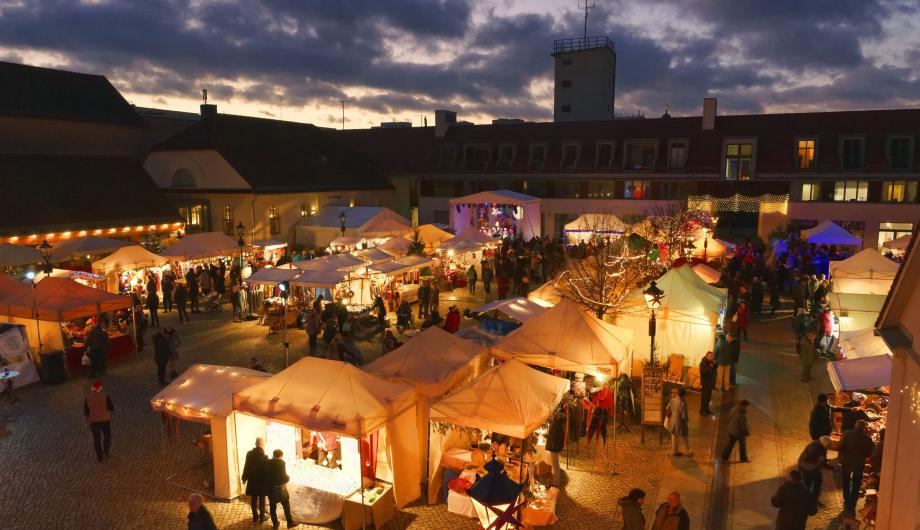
[900,383,920,424]
[687,193,789,214]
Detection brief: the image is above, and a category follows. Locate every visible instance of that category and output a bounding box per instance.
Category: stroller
[200,290,223,312]
[396,310,413,332]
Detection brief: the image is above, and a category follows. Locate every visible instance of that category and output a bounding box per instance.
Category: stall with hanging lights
[92,245,170,293]
[449,191,541,240]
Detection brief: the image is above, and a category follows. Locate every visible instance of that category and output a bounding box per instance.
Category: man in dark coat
[797,436,832,500]
[242,438,269,523]
[545,409,566,485]
[186,268,200,313]
[714,334,733,391]
[720,400,750,462]
[808,394,844,440]
[417,281,430,318]
[617,488,646,530]
[651,491,690,530]
[174,281,190,324]
[85,323,110,378]
[153,330,170,385]
[267,449,296,528]
[837,420,875,513]
[187,493,218,530]
[771,470,817,530]
[698,351,716,415]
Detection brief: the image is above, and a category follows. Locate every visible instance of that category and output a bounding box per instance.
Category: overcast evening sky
[1,0,919,128]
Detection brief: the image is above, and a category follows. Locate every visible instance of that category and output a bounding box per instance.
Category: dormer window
[561,143,580,169]
[462,144,490,171]
[528,143,547,170]
[595,142,614,169]
[171,169,196,187]
[496,144,515,170]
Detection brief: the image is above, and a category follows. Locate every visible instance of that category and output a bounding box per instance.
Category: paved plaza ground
[0,292,856,530]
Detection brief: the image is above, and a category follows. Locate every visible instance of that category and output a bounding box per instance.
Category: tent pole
[611,370,618,476]
[359,436,367,530]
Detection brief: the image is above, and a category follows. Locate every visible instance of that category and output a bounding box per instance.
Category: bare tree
[556,213,660,319]
[642,201,709,262]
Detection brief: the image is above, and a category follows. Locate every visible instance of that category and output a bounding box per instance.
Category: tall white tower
[552,36,616,122]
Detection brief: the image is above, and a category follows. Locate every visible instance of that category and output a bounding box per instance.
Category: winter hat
[91,379,103,392]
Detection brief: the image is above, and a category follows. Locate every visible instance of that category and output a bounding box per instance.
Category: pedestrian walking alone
[164,326,181,379]
[146,277,160,327]
[85,321,110,378]
[734,300,749,340]
[481,260,493,296]
[187,493,218,530]
[651,491,690,530]
[837,420,875,514]
[699,350,716,415]
[665,388,692,456]
[771,469,817,530]
[242,438,270,524]
[466,264,477,294]
[720,400,751,463]
[161,269,175,312]
[153,330,170,385]
[267,449,297,528]
[797,331,817,382]
[174,281,190,324]
[304,307,320,356]
[617,488,646,530]
[83,379,113,463]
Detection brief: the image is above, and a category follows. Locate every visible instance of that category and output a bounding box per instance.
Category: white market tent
[353,247,396,264]
[150,364,272,499]
[161,232,239,261]
[245,267,301,287]
[296,206,410,249]
[408,224,454,253]
[828,292,887,332]
[691,236,735,260]
[449,190,542,240]
[827,354,892,392]
[232,357,421,507]
[563,213,627,244]
[616,265,726,367]
[692,263,722,285]
[838,328,893,360]
[364,327,489,473]
[92,245,169,292]
[50,236,133,262]
[829,249,899,295]
[526,280,565,308]
[882,233,912,250]
[451,225,501,245]
[296,253,366,272]
[0,243,40,267]
[493,298,633,377]
[358,216,412,238]
[289,269,349,289]
[368,255,434,275]
[472,297,548,323]
[802,220,862,247]
[329,236,366,248]
[252,239,287,251]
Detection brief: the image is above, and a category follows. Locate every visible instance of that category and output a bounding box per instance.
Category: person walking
[267,449,297,528]
[175,280,190,323]
[164,326,181,379]
[798,436,832,500]
[544,409,566,486]
[837,420,875,514]
[797,331,818,382]
[83,379,114,463]
[466,264,478,294]
[720,400,751,463]
[146,277,160,327]
[186,268,200,313]
[161,269,175,313]
[734,301,749,341]
[808,394,837,440]
[699,350,716,415]
[651,491,690,530]
[481,259,493,296]
[85,322,111,378]
[187,493,218,530]
[769,280,781,316]
[373,295,387,329]
[242,438,270,524]
[665,388,692,457]
[417,281,430,319]
[771,469,817,530]
[728,333,741,387]
[429,283,440,315]
[153,330,170,385]
[714,334,733,391]
[304,307,321,356]
[617,488,646,530]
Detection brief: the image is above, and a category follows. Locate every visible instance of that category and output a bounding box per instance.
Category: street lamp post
[643,280,665,366]
[236,222,245,269]
[339,211,347,237]
[37,238,53,274]
[25,271,42,354]
[278,280,290,368]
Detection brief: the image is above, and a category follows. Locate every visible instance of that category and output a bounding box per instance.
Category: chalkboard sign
[641,365,664,426]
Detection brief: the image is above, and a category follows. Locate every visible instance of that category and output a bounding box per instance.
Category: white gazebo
[801,220,862,247]
[563,213,627,244]
[449,190,541,240]
[829,248,899,295]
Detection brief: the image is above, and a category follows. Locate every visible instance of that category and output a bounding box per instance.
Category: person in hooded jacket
[617,488,646,530]
[544,409,566,485]
[771,469,817,530]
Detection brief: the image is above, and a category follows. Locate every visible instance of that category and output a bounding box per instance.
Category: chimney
[434,109,457,138]
[702,97,717,131]
[200,103,217,140]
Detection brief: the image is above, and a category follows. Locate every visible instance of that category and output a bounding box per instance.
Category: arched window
[171,169,196,187]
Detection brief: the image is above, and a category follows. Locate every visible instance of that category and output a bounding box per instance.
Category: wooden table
[341,483,395,530]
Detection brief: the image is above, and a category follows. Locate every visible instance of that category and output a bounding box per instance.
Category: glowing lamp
[467,455,525,530]
[25,271,35,280]
[278,280,290,300]
[643,281,664,310]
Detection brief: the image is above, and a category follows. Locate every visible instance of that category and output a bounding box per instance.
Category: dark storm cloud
[0,0,917,122]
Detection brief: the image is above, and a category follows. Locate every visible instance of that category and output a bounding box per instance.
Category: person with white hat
[82,379,114,463]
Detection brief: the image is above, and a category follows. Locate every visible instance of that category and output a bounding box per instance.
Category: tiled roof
[154,112,392,193]
[336,108,920,176]
[0,154,180,236]
[0,61,144,126]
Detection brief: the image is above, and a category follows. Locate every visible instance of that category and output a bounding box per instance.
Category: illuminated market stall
[427,359,569,527]
[563,213,627,244]
[92,245,169,293]
[410,224,454,255]
[296,206,410,249]
[232,357,421,526]
[251,239,288,265]
[470,297,548,335]
[691,262,722,285]
[449,190,542,240]
[160,231,240,270]
[829,248,899,296]
[366,255,435,305]
[49,236,133,264]
[149,364,272,499]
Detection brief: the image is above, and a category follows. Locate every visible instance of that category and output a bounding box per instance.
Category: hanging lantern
[467,455,525,530]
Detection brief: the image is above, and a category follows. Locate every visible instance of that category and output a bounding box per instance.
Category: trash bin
[40,350,66,385]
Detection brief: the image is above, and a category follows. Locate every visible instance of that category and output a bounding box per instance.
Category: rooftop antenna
[578,0,596,39]
[338,99,351,130]
[202,89,208,104]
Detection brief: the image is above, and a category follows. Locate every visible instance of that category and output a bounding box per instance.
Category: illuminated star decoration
[484,497,527,529]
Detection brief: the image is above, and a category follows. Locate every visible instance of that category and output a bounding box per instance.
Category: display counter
[65,333,135,372]
[398,283,419,304]
[286,460,360,524]
[341,483,396,530]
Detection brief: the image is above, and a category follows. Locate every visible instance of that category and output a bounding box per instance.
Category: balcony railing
[553,36,615,55]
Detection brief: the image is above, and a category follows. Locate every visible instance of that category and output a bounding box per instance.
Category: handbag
[81,353,91,366]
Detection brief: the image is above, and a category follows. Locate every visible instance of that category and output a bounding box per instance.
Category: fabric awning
[150,364,272,423]
[161,232,240,261]
[368,255,434,275]
[827,355,891,391]
[290,269,348,288]
[692,263,721,284]
[0,243,41,267]
[838,328,892,360]
[802,220,862,246]
[353,247,395,264]
[472,297,547,323]
[882,234,911,250]
[0,276,132,321]
[245,267,301,287]
[92,245,168,273]
[295,253,366,272]
[50,236,134,262]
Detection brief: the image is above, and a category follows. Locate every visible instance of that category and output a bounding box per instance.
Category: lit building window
[833,180,868,202]
[724,142,754,180]
[878,222,912,251]
[269,205,281,235]
[801,182,821,201]
[623,181,649,199]
[882,181,918,203]
[797,139,816,170]
[222,205,233,235]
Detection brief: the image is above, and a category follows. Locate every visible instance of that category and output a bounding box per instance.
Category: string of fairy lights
[687,193,789,214]
[899,383,920,424]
